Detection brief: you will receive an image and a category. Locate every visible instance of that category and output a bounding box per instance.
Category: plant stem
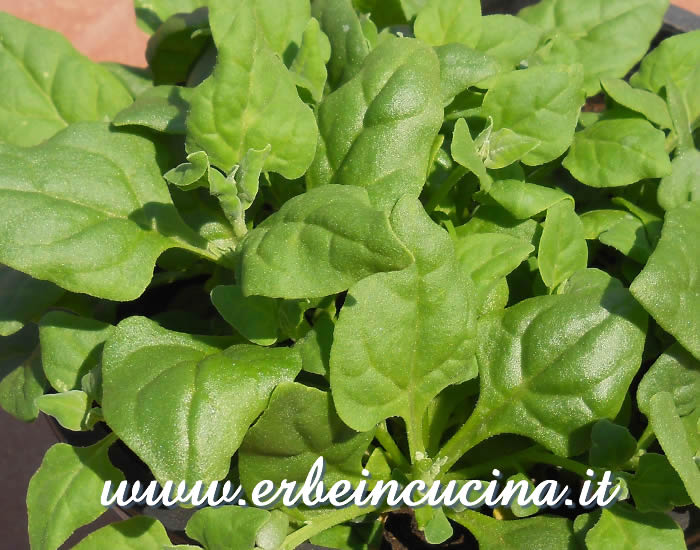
[376,422,410,469]
[434,407,491,479]
[426,166,468,213]
[636,423,656,452]
[280,506,378,550]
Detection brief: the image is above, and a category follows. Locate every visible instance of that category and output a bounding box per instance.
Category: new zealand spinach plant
[0,0,698,548]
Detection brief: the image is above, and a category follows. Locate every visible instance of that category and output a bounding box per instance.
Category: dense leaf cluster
[0,0,698,548]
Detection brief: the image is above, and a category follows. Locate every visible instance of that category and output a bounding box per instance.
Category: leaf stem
[376,422,410,469]
[635,423,656,453]
[434,407,491,479]
[279,505,378,550]
[425,166,468,213]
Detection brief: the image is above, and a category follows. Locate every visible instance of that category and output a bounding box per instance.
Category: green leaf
[0,122,212,301]
[585,502,686,550]
[482,129,541,170]
[435,44,500,107]
[238,185,412,299]
[256,511,290,550]
[164,150,210,189]
[312,0,370,88]
[450,510,576,550]
[600,78,672,129]
[563,119,671,188]
[211,285,279,346]
[414,0,481,48]
[133,0,206,34]
[0,266,64,337]
[331,197,477,456]
[113,85,191,134]
[486,180,570,220]
[423,507,453,544]
[299,314,335,376]
[102,63,154,97]
[451,118,490,188]
[631,202,700,359]
[481,65,585,166]
[0,13,132,147]
[290,18,332,103]
[648,392,700,507]
[475,15,541,71]
[580,210,630,240]
[145,9,210,85]
[186,506,270,550]
[72,517,170,550]
[187,0,317,178]
[102,316,301,485]
[27,435,124,550]
[629,453,691,513]
[308,36,443,211]
[0,325,47,422]
[35,390,92,431]
[519,0,669,96]
[631,30,700,128]
[239,382,375,490]
[508,473,540,518]
[538,200,587,290]
[463,277,647,456]
[589,419,636,468]
[39,311,113,393]
[658,150,700,212]
[598,215,654,264]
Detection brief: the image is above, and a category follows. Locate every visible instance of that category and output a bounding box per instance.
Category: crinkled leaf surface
[563,119,671,188]
[0,325,47,422]
[27,436,124,550]
[658,150,700,211]
[102,316,301,485]
[308,36,443,211]
[0,266,64,337]
[187,0,317,177]
[585,502,686,550]
[461,277,647,456]
[39,311,113,393]
[629,453,691,513]
[519,0,669,96]
[631,202,700,359]
[72,517,170,550]
[0,13,132,147]
[538,200,588,290]
[0,122,207,301]
[238,185,412,299]
[239,382,375,490]
[186,506,270,550]
[113,85,191,134]
[331,197,476,455]
[414,0,481,48]
[481,65,585,166]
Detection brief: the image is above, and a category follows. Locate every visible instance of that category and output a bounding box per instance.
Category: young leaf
[486,180,570,220]
[331,197,477,457]
[312,0,370,88]
[0,266,64,337]
[450,509,577,550]
[299,314,335,376]
[133,0,206,34]
[451,118,490,188]
[186,506,270,550]
[238,185,412,299]
[563,119,672,188]
[600,78,672,129]
[164,150,210,189]
[290,18,332,103]
[102,63,154,97]
[475,15,541,71]
[629,453,691,513]
[211,285,279,346]
[482,129,541,170]
[658,150,700,211]
[308,36,443,211]
[113,85,191,134]
[481,65,585,166]
[435,44,500,107]
[39,311,113,393]
[187,0,317,178]
[0,122,213,301]
[585,502,686,550]
[519,0,669,96]
[414,0,482,48]
[588,419,636,469]
[0,325,47,422]
[630,202,700,359]
[538,200,588,291]
[102,316,301,485]
[27,435,124,550]
[72,517,170,550]
[648,392,700,507]
[239,382,376,490]
[35,390,92,432]
[0,13,132,147]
